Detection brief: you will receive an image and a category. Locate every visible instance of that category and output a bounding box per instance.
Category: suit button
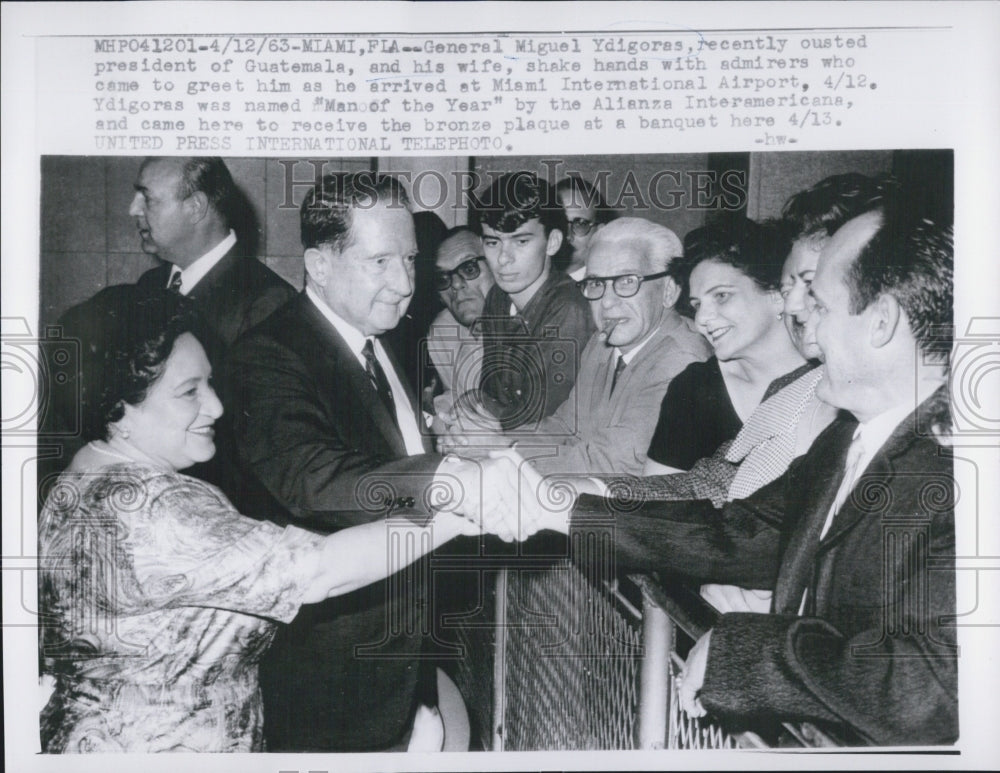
[405,497,416,507]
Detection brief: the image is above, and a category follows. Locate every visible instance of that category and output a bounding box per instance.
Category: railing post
[637,589,671,750]
[492,567,508,752]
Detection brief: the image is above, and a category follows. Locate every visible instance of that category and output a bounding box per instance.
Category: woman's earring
[117,425,131,440]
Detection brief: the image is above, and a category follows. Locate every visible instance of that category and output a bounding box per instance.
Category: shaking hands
[433,448,576,541]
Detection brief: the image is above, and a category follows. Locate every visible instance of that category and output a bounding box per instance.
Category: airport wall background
[40,150,909,327]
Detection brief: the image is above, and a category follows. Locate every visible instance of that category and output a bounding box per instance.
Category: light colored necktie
[820,433,866,541]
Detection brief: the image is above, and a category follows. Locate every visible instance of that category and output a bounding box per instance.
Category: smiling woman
[38,286,477,753]
[644,217,808,473]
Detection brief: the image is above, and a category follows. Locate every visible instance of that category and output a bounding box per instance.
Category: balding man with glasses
[443,217,709,476]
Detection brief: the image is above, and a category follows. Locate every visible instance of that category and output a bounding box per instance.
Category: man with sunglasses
[426,227,495,418]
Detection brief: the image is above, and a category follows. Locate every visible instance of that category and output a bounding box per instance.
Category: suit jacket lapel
[138,262,172,290]
[296,295,409,458]
[818,410,921,549]
[772,417,857,613]
[186,245,241,303]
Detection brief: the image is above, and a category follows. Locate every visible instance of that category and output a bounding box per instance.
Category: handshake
[432,447,577,542]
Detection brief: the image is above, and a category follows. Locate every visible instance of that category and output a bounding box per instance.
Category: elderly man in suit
[512,193,957,745]
[229,173,514,752]
[442,217,710,476]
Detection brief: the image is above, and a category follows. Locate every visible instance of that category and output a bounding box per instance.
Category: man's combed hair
[847,213,954,363]
[556,175,619,225]
[175,157,239,225]
[301,172,411,252]
[781,173,898,241]
[469,172,567,237]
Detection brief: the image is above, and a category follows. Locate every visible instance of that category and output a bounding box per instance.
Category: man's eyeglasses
[567,218,597,238]
[433,256,487,291]
[577,271,670,300]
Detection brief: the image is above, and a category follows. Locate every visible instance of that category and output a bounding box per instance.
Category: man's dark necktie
[362,339,399,429]
[610,354,627,395]
[167,269,182,293]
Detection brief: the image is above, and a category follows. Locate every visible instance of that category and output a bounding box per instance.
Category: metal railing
[445,558,841,751]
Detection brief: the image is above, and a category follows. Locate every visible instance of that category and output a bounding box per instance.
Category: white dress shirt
[305,287,426,456]
[167,230,237,295]
[800,399,918,614]
[818,400,917,541]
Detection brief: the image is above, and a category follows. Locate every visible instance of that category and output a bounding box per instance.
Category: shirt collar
[617,333,652,366]
[173,230,237,294]
[853,399,920,460]
[305,285,371,360]
[615,314,677,365]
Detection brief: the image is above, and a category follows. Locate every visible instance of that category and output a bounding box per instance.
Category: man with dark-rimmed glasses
[442,216,709,476]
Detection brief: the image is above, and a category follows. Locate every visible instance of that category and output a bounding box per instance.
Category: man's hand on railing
[678,629,712,718]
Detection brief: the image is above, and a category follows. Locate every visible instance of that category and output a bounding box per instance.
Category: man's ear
[662,276,681,309]
[869,293,902,348]
[185,190,210,224]
[304,247,330,286]
[545,228,564,257]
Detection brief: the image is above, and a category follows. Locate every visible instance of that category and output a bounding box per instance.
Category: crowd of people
[38,156,956,752]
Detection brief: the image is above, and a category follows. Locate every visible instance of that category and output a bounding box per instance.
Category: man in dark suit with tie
[129,157,294,497]
[132,157,294,350]
[229,172,502,752]
[516,193,957,745]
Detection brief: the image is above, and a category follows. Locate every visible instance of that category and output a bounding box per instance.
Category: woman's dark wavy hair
[58,286,203,442]
[671,215,790,317]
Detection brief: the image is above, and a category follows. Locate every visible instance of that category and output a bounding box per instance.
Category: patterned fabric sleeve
[103,468,325,624]
[599,443,736,509]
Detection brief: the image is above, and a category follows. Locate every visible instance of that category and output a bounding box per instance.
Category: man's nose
[497,240,516,266]
[387,257,414,297]
[128,192,144,218]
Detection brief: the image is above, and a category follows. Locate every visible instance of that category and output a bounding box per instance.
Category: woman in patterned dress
[38,286,478,752]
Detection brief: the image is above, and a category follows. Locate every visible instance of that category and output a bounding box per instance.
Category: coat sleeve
[568,470,789,588]
[700,506,958,745]
[230,332,442,530]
